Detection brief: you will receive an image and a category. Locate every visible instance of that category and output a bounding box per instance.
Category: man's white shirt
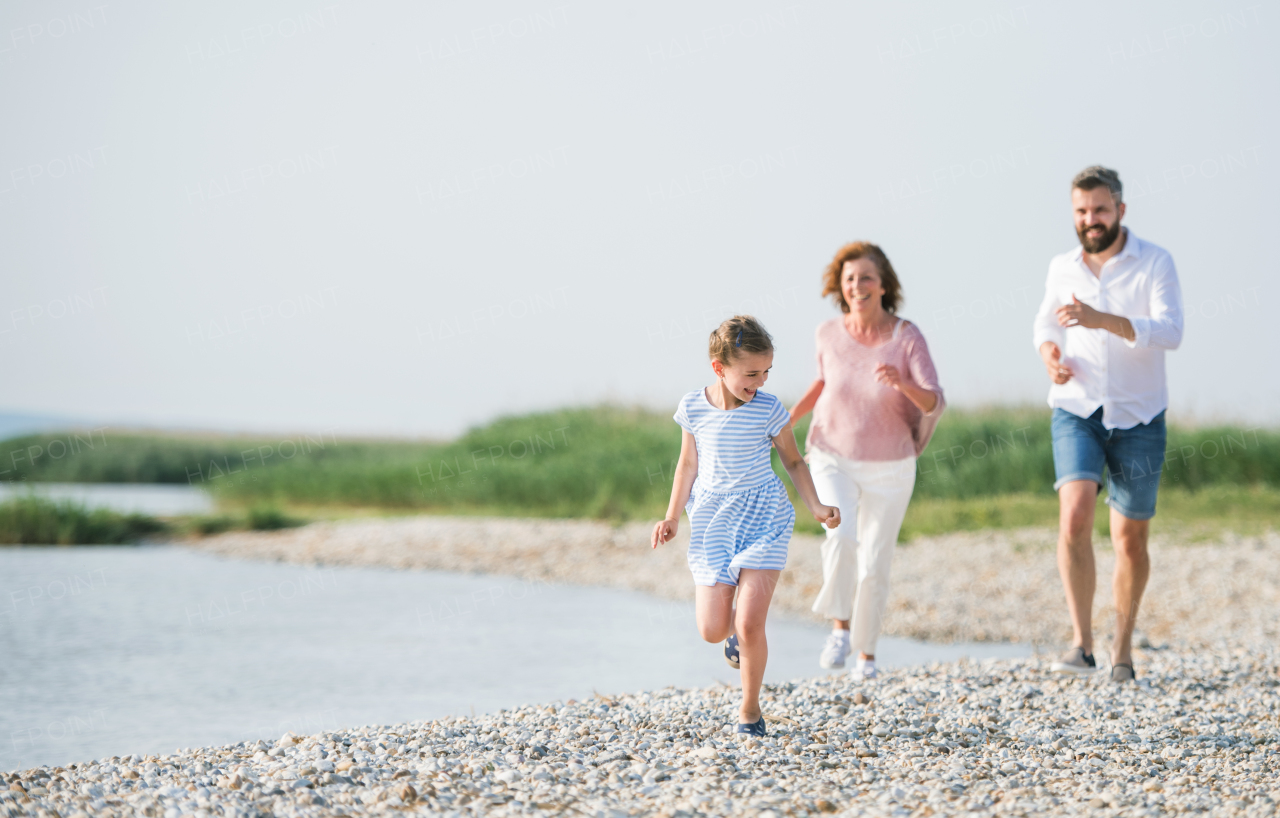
[1032,229,1183,430]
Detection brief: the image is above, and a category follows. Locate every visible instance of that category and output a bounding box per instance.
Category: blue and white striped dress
[674,388,796,586]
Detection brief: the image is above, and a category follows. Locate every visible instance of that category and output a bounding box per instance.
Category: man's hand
[1040,341,1072,384]
[651,518,678,549]
[1055,294,1136,342]
[1056,294,1104,329]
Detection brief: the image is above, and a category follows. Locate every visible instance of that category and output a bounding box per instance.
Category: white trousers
[807,446,916,656]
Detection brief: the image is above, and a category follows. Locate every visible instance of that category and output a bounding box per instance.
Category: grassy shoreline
[3,487,1275,545]
[0,495,166,545]
[2,405,1275,543]
[895,484,1280,541]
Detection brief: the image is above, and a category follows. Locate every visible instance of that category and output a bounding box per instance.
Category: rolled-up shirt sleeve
[906,331,944,418]
[1032,270,1065,353]
[1125,253,1184,350]
[814,325,825,380]
[1034,270,1064,353]
[904,327,946,455]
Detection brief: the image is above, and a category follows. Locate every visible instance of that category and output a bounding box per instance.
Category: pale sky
[2,0,1275,437]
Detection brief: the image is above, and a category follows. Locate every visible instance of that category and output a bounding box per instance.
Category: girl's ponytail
[709,315,774,366]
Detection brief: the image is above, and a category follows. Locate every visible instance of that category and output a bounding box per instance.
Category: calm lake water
[0,547,1029,772]
[0,483,214,516]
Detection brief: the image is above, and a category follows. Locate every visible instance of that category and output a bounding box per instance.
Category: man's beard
[1078,220,1122,253]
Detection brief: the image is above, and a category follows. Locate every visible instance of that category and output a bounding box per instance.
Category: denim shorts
[1050,407,1167,521]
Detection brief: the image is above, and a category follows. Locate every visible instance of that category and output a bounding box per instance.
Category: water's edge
[2,545,1029,771]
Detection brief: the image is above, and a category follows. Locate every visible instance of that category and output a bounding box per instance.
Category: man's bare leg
[1057,480,1099,654]
[1109,508,1150,667]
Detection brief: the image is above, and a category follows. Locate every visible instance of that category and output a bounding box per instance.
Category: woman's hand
[874,363,903,390]
[652,518,678,549]
[814,504,841,529]
[876,364,939,413]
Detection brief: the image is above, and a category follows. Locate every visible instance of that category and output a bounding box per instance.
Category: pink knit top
[805,317,946,462]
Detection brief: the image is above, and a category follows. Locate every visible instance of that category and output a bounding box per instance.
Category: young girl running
[651,315,840,736]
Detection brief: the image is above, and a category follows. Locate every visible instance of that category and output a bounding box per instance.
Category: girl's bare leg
[735,568,781,724]
[694,583,737,643]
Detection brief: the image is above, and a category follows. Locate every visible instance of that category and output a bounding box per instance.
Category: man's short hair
[1071,165,1123,204]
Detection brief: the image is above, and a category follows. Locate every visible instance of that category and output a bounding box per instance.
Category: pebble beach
[4,516,1278,817]
[186,516,1280,647]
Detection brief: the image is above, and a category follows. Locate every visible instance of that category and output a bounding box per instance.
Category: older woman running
[790,241,945,679]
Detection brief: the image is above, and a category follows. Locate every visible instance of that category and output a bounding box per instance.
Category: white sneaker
[853,656,877,680]
[818,631,851,669]
[1048,646,1098,675]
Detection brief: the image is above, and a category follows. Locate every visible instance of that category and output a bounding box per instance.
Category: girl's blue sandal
[724,635,740,669]
[737,716,767,736]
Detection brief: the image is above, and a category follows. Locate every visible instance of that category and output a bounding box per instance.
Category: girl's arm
[772,424,840,529]
[652,430,698,548]
[788,378,825,423]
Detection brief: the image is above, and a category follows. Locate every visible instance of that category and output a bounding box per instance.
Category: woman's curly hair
[821,241,902,314]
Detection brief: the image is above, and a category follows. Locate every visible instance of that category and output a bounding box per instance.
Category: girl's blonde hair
[709,315,774,366]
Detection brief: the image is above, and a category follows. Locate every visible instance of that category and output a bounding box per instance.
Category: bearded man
[1032,165,1184,683]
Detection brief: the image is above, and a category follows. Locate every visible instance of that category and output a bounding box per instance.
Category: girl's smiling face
[712,350,773,405]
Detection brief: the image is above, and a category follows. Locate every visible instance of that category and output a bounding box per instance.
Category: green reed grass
[0,496,166,545]
[3,406,1276,527]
